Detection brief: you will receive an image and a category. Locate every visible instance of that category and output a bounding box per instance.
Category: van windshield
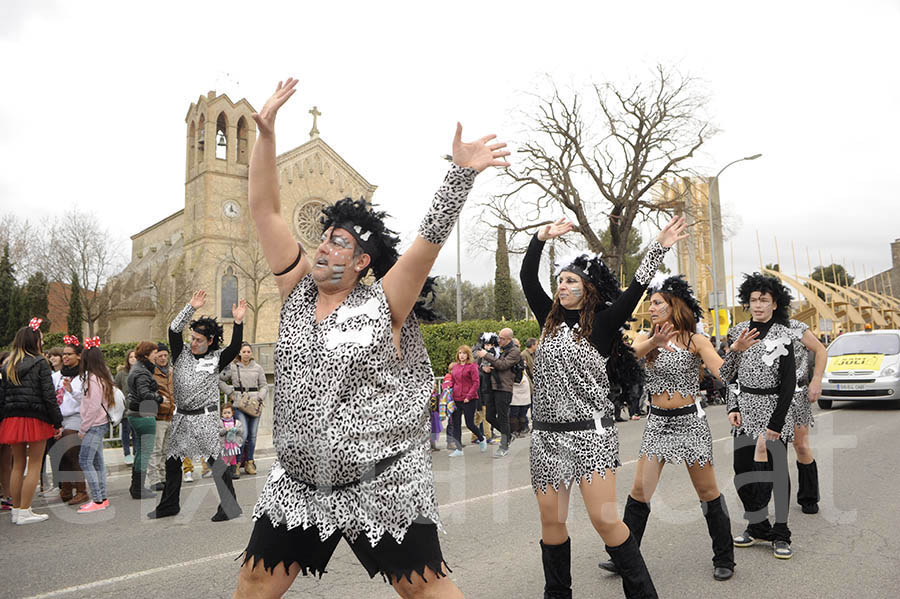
[827,333,900,356]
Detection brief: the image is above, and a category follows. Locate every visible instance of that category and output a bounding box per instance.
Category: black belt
[179,404,218,416]
[533,418,614,432]
[235,387,259,392]
[297,450,408,493]
[741,386,779,396]
[650,404,698,417]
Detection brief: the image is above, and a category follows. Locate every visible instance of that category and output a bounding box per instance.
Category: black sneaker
[773,540,793,559]
[801,503,819,514]
[733,530,764,547]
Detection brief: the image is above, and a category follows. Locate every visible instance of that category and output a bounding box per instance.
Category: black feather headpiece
[319,197,440,322]
[737,272,792,324]
[555,252,623,306]
[648,275,704,322]
[190,316,224,351]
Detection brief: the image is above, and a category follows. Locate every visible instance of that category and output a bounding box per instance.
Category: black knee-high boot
[148,457,182,518]
[210,457,242,521]
[702,495,735,580]
[606,533,658,599]
[540,538,572,599]
[748,460,773,539]
[599,496,651,573]
[796,460,820,514]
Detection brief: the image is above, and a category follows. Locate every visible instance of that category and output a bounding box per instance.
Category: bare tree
[38,209,125,335]
[487,65,715,278]
[0,215,41,282]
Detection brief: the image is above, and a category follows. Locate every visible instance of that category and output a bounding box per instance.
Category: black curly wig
[556,253,623,307]
[320,197,440,322]
[648,275,704,322]
[190,316,224,351]
[737,272,792,324]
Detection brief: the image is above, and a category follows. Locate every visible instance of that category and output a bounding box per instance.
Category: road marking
[28,410,838,597]
[21,551,241,599]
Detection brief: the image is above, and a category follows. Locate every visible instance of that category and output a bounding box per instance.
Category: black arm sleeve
[768,348,796,433]
[520,234,553,327]
[169,328,184,363]
[39,359,63,427]
[218,321,244,371]
[136,371,163,405]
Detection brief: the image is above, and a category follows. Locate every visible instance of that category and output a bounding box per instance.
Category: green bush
[421,318,541,376]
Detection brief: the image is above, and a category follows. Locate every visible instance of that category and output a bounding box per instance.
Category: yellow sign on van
[826,354,884,372]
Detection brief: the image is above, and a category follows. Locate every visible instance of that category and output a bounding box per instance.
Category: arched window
[188,121,196,165]
[197,115,206,163]
[236,116,249,165]
[221,265,238,317]
[216,112,228,160]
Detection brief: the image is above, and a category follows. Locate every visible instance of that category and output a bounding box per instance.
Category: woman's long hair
[541,279,643,392]
[4,326,43,385]
[80,347,116,407]
[646,292,698,364]
[123,350,136,373]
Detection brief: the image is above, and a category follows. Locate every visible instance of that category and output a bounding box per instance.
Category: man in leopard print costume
[233,78,509,599]
[720,273,800,560]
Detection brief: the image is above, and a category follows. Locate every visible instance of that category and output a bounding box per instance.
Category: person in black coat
[0,322,63,524]
[125,341,164,499]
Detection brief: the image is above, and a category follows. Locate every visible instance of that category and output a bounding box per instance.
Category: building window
[237,116,249,165]
[216,112,228,160]
[221,265,238,317]
[197,115,205,162]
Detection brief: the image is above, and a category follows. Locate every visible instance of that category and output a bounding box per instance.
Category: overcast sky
[1,0,898,299]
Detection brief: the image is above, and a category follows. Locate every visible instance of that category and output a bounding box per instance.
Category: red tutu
[0,417,55,444]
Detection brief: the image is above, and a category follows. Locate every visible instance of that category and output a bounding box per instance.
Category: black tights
[450,401,484,447]
[733,434,791,542]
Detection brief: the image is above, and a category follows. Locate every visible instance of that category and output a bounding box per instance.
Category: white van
[819,329,900,409]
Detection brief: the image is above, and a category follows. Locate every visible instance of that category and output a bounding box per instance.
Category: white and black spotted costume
[788,319,815,428]
[639,346,714,467]
[722,320,798,442]
[149,303,243,520]
[521,236,668,493]
[241,164,477,582]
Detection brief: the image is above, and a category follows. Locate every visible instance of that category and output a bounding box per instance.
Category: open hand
[451,123,510,172]
[232,299,248,323]
[657,216,689,248]
[651,322,677,350]
[537,218,574,242]
[730,328,760,352]
[252,78,298,137]
[190,290,208,309]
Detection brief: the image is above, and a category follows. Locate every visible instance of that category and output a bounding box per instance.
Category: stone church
[104,90,376,344]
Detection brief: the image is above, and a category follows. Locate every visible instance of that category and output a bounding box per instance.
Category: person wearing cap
[232,77,509,598]
[146,343,175,491]
[147,290,246,522]
[520,216,687,598]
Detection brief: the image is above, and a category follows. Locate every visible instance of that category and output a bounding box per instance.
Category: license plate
[836,384,865,390]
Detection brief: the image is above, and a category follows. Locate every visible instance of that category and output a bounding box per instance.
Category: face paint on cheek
[330,264,346,283]
[570,287,582,298]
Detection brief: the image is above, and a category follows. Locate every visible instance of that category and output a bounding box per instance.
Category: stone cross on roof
[309,106,321,139]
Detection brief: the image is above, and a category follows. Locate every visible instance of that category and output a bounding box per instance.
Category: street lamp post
[707,153,762,344]
[456,222,462,323]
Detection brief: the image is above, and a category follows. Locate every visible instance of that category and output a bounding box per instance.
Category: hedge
[421,318,541,376]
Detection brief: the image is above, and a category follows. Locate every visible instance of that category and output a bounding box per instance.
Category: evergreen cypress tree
[0,244,18,345]
[68,270,84,336]
[493,225,515,320]
[24,271,51,332]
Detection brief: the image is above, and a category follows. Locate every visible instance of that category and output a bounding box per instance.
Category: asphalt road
[2,401,899,599]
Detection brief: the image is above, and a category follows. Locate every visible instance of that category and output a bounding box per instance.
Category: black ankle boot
[796,460,820,514]
[702,495,735,580]
[599,495,651,573]
[540,538,572,599]
[129,468,156,499]
[606,533,658,599]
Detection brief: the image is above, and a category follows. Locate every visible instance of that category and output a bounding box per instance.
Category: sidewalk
[101,433,275,474]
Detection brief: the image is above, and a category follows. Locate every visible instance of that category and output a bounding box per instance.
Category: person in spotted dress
[597,276,757,582]
[719,273,801,559]
[147,290,247,522]
[520,217,688,599]
[232,77,509,599]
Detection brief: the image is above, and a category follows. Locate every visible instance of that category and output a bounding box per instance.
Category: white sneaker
[39,487,61,499]
[16,508,49,525]
[10,508,20,524]
[448,449,465,457]
[183,471,194,483]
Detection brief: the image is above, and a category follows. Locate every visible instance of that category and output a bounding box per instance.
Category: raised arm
[218,300,246,371]
[604,217,687,327]
[692,333,725,376]
[169,290,206,363]
[249,79,312,300]
[383,124,510,328]
[521,219,573,327]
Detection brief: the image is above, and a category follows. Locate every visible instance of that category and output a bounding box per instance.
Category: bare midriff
[650,391,696,410]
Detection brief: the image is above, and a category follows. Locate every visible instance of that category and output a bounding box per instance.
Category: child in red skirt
[0,320,63,525]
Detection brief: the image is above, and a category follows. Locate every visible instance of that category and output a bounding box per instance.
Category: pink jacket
[79,374,109,434]
[450,362,480,403]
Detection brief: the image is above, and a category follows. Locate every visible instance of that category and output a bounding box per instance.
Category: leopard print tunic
[789,319,815,428]
[639,346,713,466]
[165,304,225,460]
[252,276,438,546]
[724,320,799,442]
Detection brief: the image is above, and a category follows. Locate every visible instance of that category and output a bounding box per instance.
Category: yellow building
[104,91,376,344]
